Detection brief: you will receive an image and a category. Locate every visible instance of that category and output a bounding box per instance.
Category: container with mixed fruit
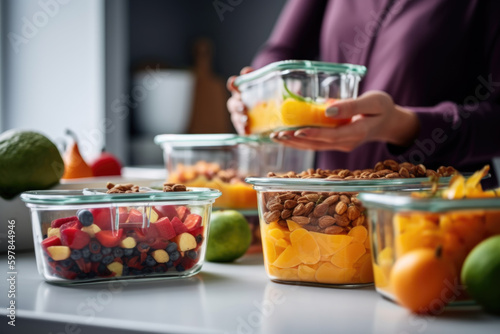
[22,182,221,283]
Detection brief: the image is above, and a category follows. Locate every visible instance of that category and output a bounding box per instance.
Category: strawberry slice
[95,229,124,248]
[152,217,176,240]
[75,258,91,273]
[183,214,202,232]
[127,256,143,270]
[171,217,188,235]
[90,208,112,230]
[148,238,168,250]
[112,207,129,225]
[154,205,178,220]
[51,216,78,228]
[189,226,204,241]
[41,236,62,252]
[59,220,83,233]
[176,206,191,221]
[60,228,91,249]
[127,208,144,223]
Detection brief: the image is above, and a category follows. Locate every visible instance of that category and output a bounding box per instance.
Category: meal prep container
[154,134,314,210]
[21,188,221,284]
[234,60,367,135]
[359,192,500,302]
[245,177,449,287]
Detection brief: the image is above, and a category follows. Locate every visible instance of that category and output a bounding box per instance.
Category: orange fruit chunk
[298,264,317,282]
[263,238,277,264]
[286,219,304,232]
[331,242,366,268]
[309,232,353,256]
[348,225,368,244]
[273,245,302,268]
[280,98,350,128]
[315,263,356,284]
[290,229,320,264]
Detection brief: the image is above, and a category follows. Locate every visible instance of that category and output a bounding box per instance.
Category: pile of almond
[267,160,456,179]
[261,160,457,235]
[263,191,364,235]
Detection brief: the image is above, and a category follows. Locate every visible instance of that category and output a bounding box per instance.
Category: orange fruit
[391,248,457,314]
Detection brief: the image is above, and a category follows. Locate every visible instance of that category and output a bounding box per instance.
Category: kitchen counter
[1,253,499,334]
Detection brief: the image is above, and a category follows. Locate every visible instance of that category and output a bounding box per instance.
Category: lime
[206,210,252,262]
[0,130,64,199]
[461,235,500,314]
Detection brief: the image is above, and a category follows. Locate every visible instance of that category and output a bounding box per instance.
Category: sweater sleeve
[252,0,328,69]
[388,26,500,168]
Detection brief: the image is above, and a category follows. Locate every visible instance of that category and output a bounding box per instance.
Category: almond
[264,210,281,223]
[334,213,350,227]
[283,200,298,209]
[313,203,329,217]
[318,215,336,228]
[347,205,361,221]
[335,201,348,215]
[291,216,310,225]
[324,226,344,235]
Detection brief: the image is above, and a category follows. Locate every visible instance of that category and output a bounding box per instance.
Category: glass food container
[359,192,500,304]
[245,177,448,287]
[21,187,221,284]
[234,60,367,135]
[154,134,315,211]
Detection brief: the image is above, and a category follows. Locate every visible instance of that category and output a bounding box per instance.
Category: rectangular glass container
[21,187,220,284]
[359,192,500,303]
[245,177,448,287]
[234,60,367,135]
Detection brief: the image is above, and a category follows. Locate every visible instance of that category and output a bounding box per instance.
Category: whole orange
[391,248,458,314]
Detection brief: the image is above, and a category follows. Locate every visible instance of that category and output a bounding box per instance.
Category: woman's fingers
[240,66,254,75]
[326,91,392,119]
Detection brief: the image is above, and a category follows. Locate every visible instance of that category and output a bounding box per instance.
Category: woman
[227,0,500,179]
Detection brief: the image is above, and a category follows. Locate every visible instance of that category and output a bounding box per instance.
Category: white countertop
[1,253,499,334]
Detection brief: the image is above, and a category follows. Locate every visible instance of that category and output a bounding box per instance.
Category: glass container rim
[234,60,367,87]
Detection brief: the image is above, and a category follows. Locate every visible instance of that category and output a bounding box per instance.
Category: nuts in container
[246,161,456,287]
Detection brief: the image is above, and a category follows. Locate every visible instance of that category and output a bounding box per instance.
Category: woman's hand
[226,67,253,135]
[270,91,420,151]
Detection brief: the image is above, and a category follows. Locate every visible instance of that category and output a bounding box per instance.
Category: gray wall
[128,0,288,79]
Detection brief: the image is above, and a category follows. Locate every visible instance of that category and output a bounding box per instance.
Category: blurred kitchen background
[0,0,288,166]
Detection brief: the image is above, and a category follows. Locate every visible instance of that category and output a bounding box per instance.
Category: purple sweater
[252,0,500,175]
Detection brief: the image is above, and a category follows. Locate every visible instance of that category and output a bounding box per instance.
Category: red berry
[51,216,78,228]
[95,229,124,248]
[176,206,191,221]
[183,214,202,232]
[171,217,188,235]
[90,208,112,230]
[41,236,62,252]
[60,228,91,250]
[154,205,178,220]
[152,217,176,240]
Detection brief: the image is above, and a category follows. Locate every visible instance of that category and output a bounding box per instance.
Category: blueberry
[97,263,110,275]
[47,257,54,263]
[102,255,114,265]
[87,272,96,279]
[70,249,82,260]
[82,247,91,259]
[138,242,150,252]
[77,273,88,279]
[90,253,103,262]
[169,251,180,261]
[186,250,197,260]
[123,248,134,257]
[133,248,141,256]
[142,267,154,274]
[77,209,94,227]
[155,265,167,273]
[165,260,174,268]
[145,255,157,267]
[175,264,185,272]
[89,240,101,254]
[131,269,142,276]
[195,235,203,244]
[70,264,81,273]
[166,242,178,254]
[102,247,112,255]
[113,248,124,258]
[60,259,73,268]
